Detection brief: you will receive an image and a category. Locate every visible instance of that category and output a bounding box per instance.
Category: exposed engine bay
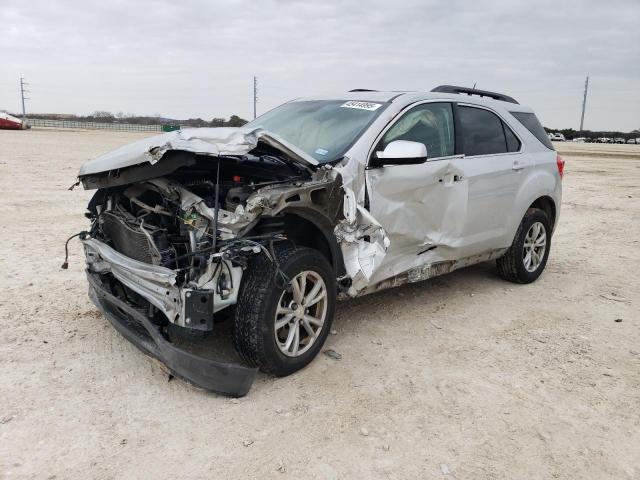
[82,151,345,331]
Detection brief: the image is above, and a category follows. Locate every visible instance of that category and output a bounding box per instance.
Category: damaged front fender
[334,187,390,295]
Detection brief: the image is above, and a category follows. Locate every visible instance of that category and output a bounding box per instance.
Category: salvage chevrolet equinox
[74,85,563,396]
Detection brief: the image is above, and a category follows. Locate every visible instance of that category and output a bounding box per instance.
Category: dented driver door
[364,102,468,285]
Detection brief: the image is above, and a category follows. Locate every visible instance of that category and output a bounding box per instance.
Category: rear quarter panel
[498,106,562,244]
[507,150,562,244]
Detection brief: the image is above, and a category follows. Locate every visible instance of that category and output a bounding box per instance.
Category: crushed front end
[78,132,331,395]
[83,175,250,331]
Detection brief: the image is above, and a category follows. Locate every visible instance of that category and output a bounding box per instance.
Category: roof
[296,89,533,112]
[296,91,408,103]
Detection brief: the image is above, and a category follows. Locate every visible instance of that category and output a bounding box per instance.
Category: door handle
[438,173,463,185]
[512,160,525,171]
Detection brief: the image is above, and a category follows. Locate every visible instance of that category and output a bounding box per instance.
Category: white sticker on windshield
[340,101,382,111]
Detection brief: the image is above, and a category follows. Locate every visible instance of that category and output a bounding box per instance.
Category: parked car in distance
[74,85,564,396]
[614,137,626,144]
[572,137,586,143]
[549,132,566,142]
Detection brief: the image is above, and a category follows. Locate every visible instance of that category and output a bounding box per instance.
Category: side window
[380,102,455,158]
[504,123,521,152]
[458,106,509,156]
[510,111,554,150]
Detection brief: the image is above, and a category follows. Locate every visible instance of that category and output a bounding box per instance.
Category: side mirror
[372,140,428,167]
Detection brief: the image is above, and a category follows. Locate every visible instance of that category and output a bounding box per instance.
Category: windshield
[244,100,388,163]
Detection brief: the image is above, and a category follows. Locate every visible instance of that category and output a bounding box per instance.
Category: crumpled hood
[78,127,319,177]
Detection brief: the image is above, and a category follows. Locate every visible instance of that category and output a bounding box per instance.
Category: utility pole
[579,76,589,131]
[20,77,29,119]
[253,76,258,119]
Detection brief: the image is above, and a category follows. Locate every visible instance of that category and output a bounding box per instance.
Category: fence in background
[26,118,167,132]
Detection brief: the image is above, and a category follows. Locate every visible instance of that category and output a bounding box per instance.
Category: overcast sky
[1,0,638,131]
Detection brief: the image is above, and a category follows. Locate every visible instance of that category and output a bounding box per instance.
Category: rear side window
[504,125,521,152]
[510,111,554,150]
[458,106,521,156]
[458,106,509,156]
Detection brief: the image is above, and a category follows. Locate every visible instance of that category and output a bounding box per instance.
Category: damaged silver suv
[76,85,563,396]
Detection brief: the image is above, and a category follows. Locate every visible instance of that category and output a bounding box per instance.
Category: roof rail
[349,88,378,92]
[431,85,519,104]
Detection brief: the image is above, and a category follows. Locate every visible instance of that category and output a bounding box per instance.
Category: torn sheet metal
[334,187,390,295]
[329,158,394,295]
[78,127,319,177]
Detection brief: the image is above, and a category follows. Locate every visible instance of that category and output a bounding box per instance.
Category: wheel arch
[509,168,560,241]
[280,208,345,278]
[528,195,557,232]
[249,207,345,278]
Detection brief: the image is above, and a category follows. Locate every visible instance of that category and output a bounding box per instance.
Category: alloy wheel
[523,221,547,272]
[275,271,328,357]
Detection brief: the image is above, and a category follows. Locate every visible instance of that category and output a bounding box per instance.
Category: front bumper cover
[86,271,258,397]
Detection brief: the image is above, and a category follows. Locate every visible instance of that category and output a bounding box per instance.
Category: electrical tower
[579,76,589,131]
[20,77,29,119]
[253,76,258,119]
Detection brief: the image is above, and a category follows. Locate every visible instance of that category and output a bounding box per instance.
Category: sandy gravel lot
[1,129,639,479]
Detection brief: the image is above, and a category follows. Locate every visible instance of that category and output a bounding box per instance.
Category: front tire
[497,208,551,284]
[233,244,336,376]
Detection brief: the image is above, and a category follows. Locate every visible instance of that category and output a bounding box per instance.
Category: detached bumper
[86,272,257,397]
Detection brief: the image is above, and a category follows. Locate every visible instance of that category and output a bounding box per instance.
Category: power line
[253,76,258,119]
[579,76,589,131]
[20,76,30,119]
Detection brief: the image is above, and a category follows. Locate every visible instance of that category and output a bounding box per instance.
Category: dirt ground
[1,129,639,479]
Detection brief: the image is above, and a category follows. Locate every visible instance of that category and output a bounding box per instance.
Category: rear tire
[233,244,336,376]
[497,208,551,284]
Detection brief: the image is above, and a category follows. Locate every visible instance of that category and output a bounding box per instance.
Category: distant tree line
[11,110,639,139]
[20,111,249,128]
[544,126,640,141]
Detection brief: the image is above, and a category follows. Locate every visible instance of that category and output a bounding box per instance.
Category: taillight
[556,154,565,179]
